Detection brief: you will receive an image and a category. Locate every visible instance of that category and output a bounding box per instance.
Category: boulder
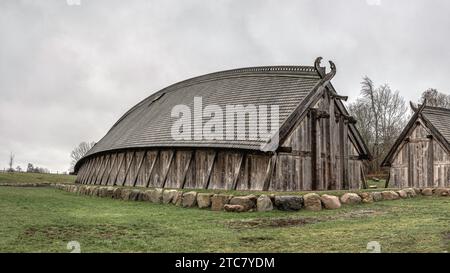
[182,191,198,208]
[303,193,322,211]
[197,193,214,209]
[320,194,341,209]
[120,189,133,200]
[172,191,184,206]
[340,193,362,205]
[162,190,178,204]
[211,194,233,211]
[224,204,246,213]
[421,188,433,196]
[372,192,383,202]
[149,188,163,203]
[273,196,303,211]
[359,192,374,203]
[99,187,108,197]
[92,187,100,197]
[129,190,142,201]
[403,188,416,198]
[229,195,257,211]
[381,191,400,200]
[112,188,122,199]
[106,187,115,198]
[256,195,273,212]
[396,190,408,199]
[414,188,422,195]
[434,188,450,197]
[140,190,151,201]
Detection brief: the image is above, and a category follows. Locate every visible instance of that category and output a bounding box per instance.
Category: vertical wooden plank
[427,136,434,187]
[110,153,125,186]
[310,109,318,190]
[102,153,117,185]
[123,152,137,186]
[132,151,147,187]
[144,150,159,187]
[160,150,175,188]
[204,151,218,189]
[180,151,194,189]
[86,157,100,185]
[231,153,244,190]
[95,155,110,185]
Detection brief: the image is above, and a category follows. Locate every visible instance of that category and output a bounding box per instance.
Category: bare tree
[70,141,96,171]
[349,77,409,173]
[420,88,450,108]
[8,152,15,172]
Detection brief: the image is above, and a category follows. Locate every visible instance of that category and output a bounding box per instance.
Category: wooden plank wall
[390,121,450,188]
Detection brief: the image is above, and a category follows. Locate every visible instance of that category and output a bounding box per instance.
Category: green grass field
[0,172,76,184]
[0,184,449,253]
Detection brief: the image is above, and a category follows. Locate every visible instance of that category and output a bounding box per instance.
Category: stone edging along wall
[49,184,450,213]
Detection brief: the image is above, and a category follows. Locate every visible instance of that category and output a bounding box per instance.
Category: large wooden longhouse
[74,58,371,191]
[382,102,450,188]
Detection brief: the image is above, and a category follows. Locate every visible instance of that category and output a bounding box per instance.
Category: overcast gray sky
[1,0,449,172]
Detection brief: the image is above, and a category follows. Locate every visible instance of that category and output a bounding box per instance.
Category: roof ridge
[423,105,450,112]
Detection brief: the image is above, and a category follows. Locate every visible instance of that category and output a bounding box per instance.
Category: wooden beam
[132,151,147,187]
[330,93,348,101]
[180,151,194,189]
[427,136,434,187]
[161,150,175,188]
[360,165,368,189]
[328,96,336,190]
[408,143,414,187]
[231,153,244,190]
[120,151,135,186]
[384,171,391,188]
[204,151,217,189]
[103,153,117,185]
[263,154,277,191]
[145,150,160,188]
[310,109,319,190]
[112,153,125,186]
[95,155,109,185]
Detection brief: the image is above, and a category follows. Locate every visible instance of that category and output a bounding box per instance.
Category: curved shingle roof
[75,65,334,171]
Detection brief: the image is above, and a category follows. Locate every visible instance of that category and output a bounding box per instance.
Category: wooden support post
[231,153,244,190]
[132,151,147,187]
[427,135,434,187]
[263,154,277,191]
[361,165,368,189]
[385,171,391,188]
[310,109,319,190]
[180,151,194,189]
[86,157,100,185]
[145,150,159,188]
[112,153,125,186]
[204,151,217,189]
[161,150,175,188]
[408,142,414,187]
[121,152,135,186]
[339,116,349,189]
[103,154,117,185]
[328,99,336,190]
[96,155,109,185]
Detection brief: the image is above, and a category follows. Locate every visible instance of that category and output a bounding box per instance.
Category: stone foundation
[45,184,450,213]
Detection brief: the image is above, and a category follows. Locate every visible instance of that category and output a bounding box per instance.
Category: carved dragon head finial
[314,57,336,82]
[410,101,418,112]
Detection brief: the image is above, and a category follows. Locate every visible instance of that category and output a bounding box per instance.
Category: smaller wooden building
[382,102,450,188]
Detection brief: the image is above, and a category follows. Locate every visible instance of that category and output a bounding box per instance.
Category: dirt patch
[227,209,383,229]
[20,224,129,241]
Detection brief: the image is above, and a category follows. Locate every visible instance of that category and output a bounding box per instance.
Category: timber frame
[382,101,450,188]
